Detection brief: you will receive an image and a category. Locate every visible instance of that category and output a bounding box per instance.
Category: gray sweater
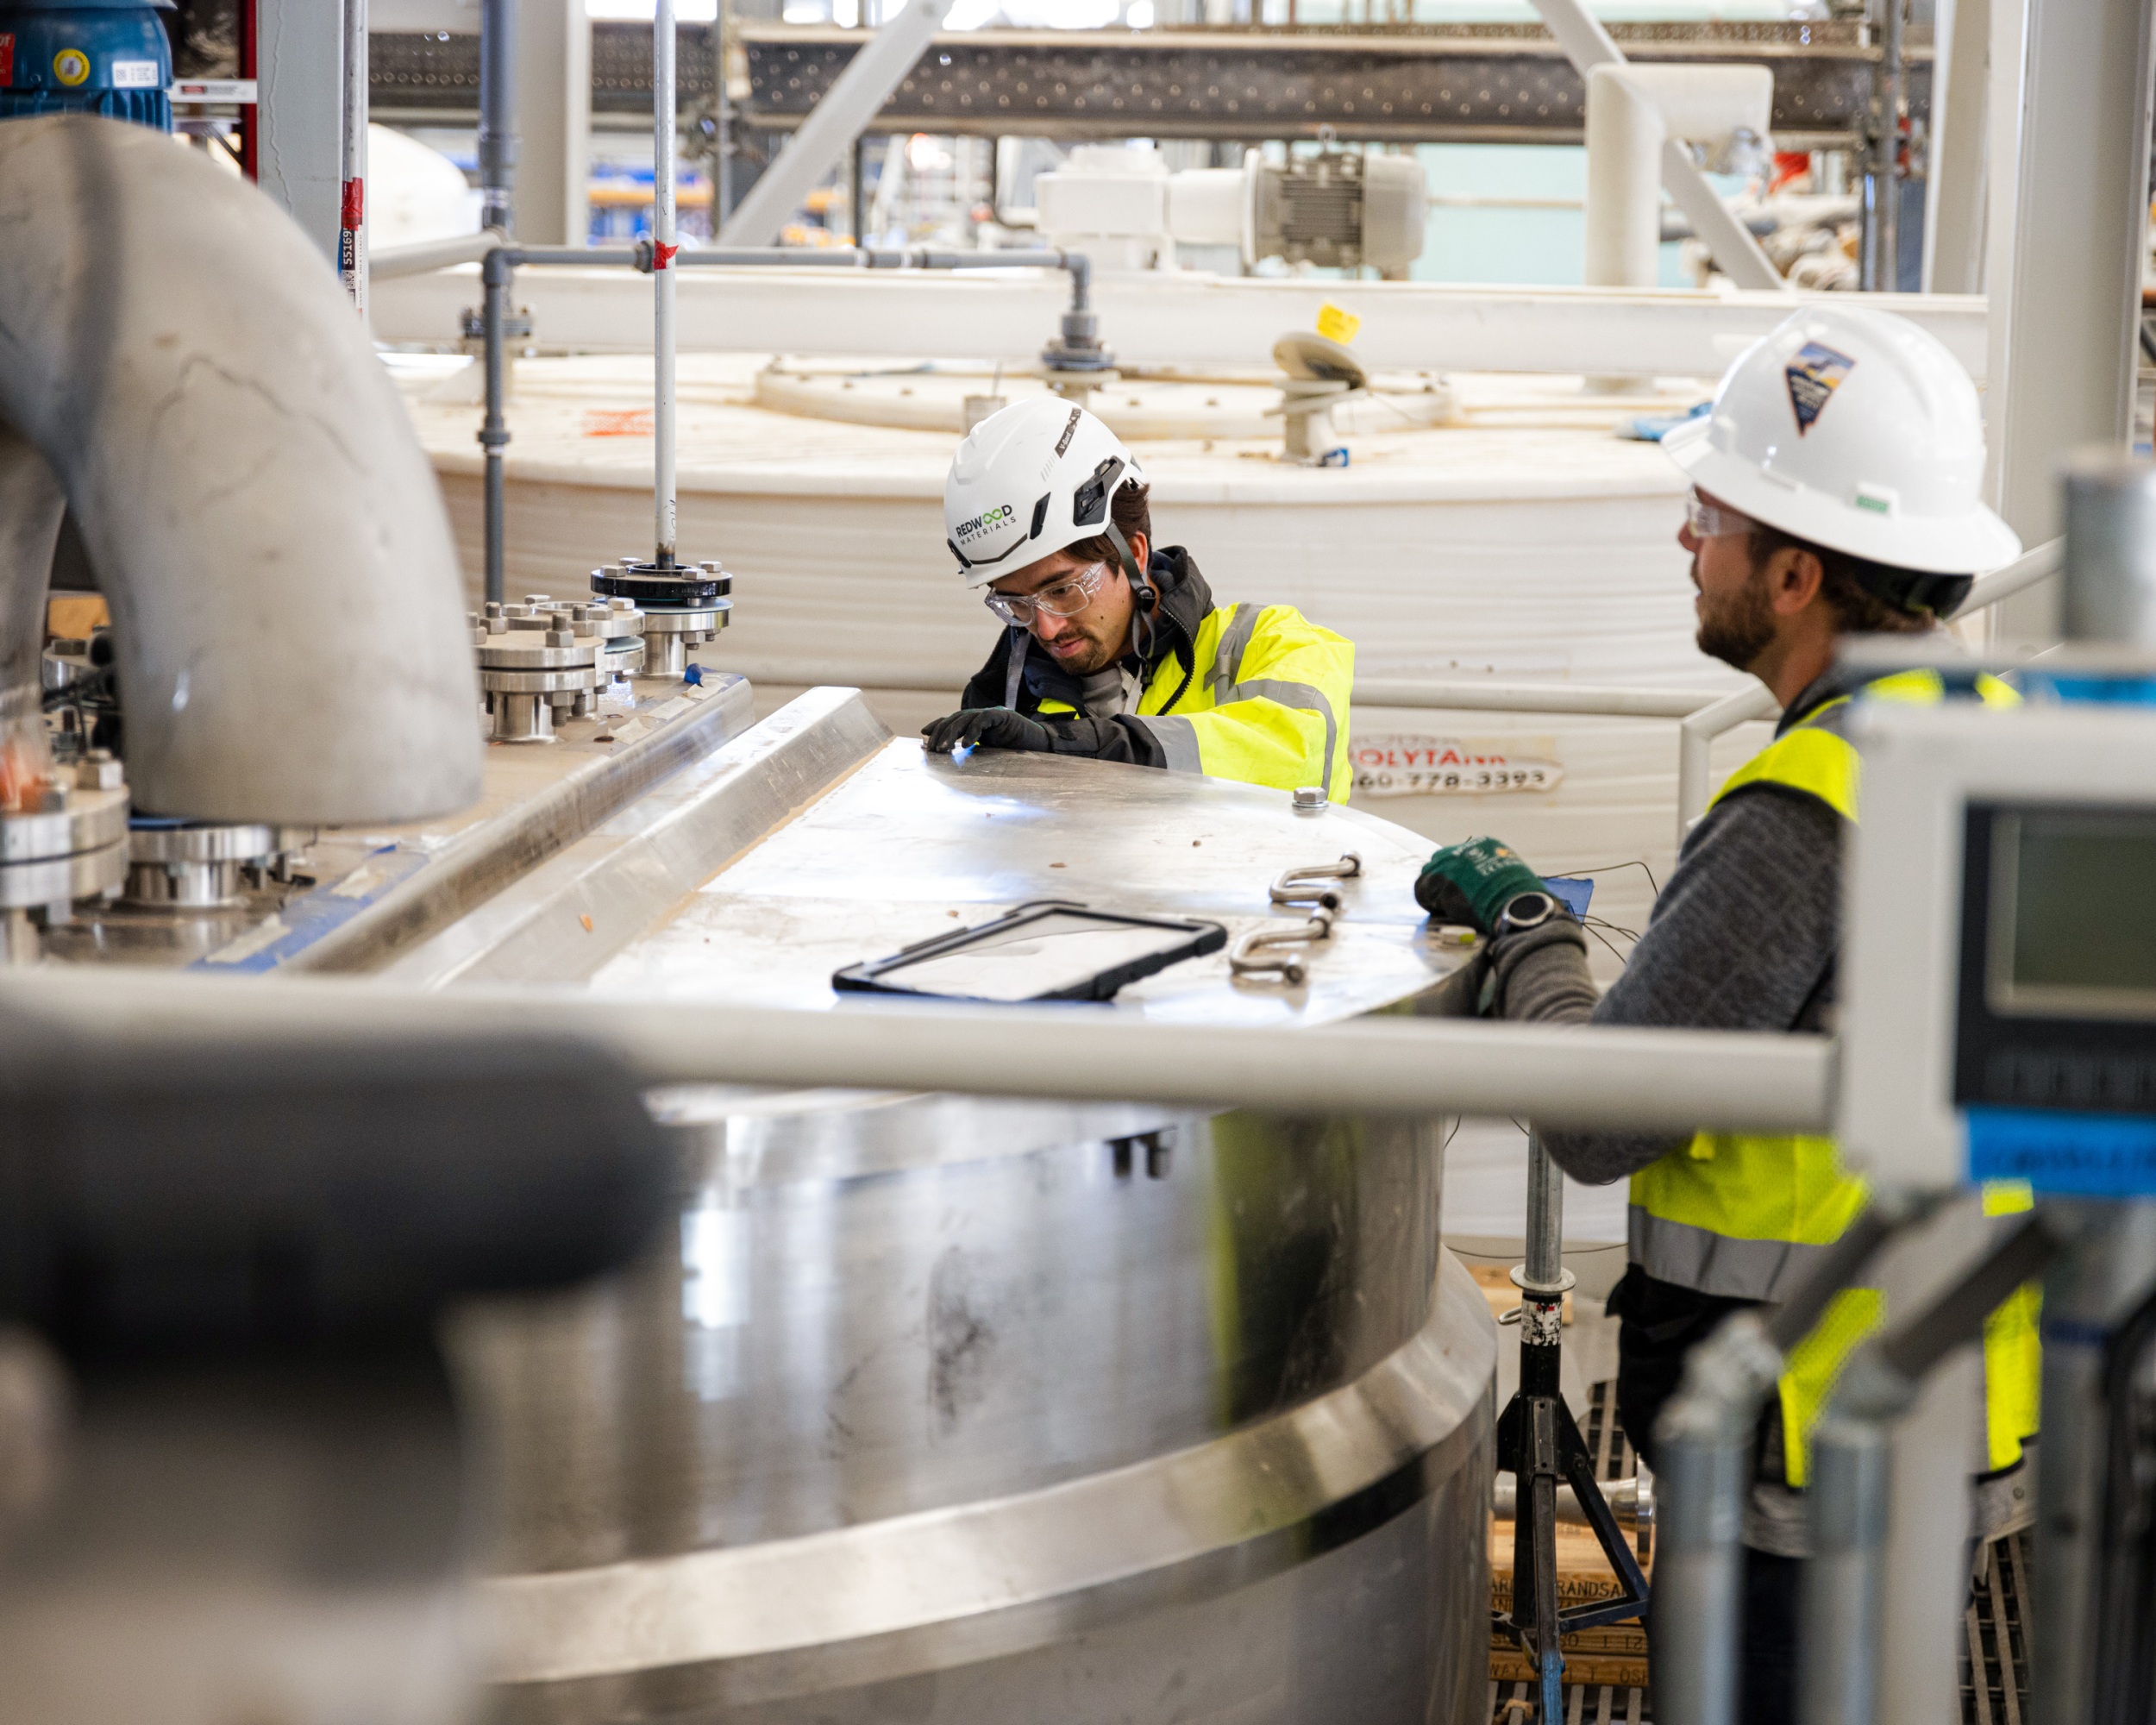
[1490,681,1843,1186]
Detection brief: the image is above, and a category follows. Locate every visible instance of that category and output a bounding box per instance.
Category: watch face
[1501,892,1557,931]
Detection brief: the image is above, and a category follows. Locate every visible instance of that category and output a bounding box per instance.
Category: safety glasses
[1684,490,1754,541]
[983,561,1111,627]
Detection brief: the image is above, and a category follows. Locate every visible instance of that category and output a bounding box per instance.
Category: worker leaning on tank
[1413,306,2043,1725]
[920,398,1355,799]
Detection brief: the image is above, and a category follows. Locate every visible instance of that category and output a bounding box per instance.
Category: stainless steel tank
[457,1095,1493,1723]
[350,687,1496,1722]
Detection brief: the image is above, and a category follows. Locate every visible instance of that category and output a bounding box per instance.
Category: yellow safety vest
[1032,602,1355,800]
[1627,668,2041,1485]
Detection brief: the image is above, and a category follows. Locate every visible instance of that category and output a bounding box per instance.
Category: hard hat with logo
[1662,303,2021,577]
[944,397,1148,591]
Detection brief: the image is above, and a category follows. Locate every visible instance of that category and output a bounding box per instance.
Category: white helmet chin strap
[1101,515,1156,661]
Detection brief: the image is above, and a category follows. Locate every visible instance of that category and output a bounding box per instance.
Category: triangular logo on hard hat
[1785,342,1857,436]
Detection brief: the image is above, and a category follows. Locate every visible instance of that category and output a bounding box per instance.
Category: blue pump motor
[0,0,173,131]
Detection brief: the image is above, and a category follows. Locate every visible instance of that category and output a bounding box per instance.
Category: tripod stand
[1492,1132,1651,1724]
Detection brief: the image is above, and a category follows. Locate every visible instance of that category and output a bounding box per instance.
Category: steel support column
[256,0,345,264]
[1981,0,2156,638]
[514,0,592,247]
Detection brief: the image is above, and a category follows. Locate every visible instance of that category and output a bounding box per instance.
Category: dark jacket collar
[961,547,1215,713]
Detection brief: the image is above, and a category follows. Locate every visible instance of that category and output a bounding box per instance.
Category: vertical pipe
[852,135,868,246]
[479,0,517,234]
[338,0,368,311]
[714,1,732,226]
[2062,449,2156,646]
[481,248,511,609]
[654,0,680,568]
[237,0,259,182]
[1524,1130,1564,1292]
[1798,1411,1890,1725]
[1877,0,1903,291]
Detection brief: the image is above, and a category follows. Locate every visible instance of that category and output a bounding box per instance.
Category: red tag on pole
[654,241,679,270]
[340,178,364,229]
[0,36,15,85]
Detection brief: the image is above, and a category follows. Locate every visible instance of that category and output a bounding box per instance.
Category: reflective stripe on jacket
[1627,666,2040,1484]
[1033,599,1355,799]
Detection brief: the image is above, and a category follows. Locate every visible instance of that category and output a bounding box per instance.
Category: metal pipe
[2034,1201,2156,1725]
[0,967,1837,1133]
[1965,534,2065,612]
[1676,683,1781,844]
[1356,679,1723,719]
[0,116,479,825]
[481,246,511,610]
[654,0,679,568]
[478,0,517,234]
[1799,1213,2060,1725]
[370,227,511,281]
[1651,1194,1930,1725]
[1524,1130,1565,1292]
[1493,1473,1653,1528]
[338,0,367,311]
[1876,0,1903,292]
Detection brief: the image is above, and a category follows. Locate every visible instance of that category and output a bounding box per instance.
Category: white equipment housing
[1035,144,1427,274]
[1840,683,2156,1194]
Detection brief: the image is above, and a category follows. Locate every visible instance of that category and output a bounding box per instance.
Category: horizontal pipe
[370,225,511,279]
[1354,678,1725,718]
[1962,535,2063,610]
[0,968,1838,1134]
[1493,1473,1651,1526]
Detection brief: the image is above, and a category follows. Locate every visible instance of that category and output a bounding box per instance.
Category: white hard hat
[944,397,1147,589]
[1662,304,2021,575]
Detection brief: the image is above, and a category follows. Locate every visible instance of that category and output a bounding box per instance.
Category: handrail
[1353,678,1720,719]
[0,967,1836,1136]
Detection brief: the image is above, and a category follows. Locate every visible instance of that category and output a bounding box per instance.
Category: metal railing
[3,967,1833,1135]
[1357,537,2065,846]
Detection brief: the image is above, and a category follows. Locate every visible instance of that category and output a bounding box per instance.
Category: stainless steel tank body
[458,1092,1494,1723]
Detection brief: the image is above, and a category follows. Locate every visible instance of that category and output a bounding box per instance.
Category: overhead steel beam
[368,22,1920,148]
[718,0,957,248]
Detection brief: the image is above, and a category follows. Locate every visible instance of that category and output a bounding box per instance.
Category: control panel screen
[1957,804,2156,1116]
[1991,810,2156,1016]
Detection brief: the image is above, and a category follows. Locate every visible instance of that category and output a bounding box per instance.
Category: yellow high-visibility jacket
[1629,668,2040,1484]
[958,548,1355,800]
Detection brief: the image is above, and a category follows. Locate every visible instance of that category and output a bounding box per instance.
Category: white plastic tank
[393,352,1774,949]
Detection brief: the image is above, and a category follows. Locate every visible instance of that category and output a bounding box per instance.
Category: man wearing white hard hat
[923,398,1355,800]
[1413,305,2040,1725]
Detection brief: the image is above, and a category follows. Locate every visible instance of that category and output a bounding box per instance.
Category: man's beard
[1694,559,1776,671]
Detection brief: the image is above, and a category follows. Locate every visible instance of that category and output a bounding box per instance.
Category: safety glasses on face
[983,561,1110,626]
[1684,490,1754,541]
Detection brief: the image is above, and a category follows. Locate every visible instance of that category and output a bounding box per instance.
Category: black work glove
[922,707,1056,754]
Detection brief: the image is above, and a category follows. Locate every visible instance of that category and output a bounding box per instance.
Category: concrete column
[516,0,592,247]
[255,0,345,266]
[1981,0,2156,638]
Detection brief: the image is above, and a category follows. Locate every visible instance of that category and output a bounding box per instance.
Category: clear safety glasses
[1684,490,1754,541]
[983,561,1110,627]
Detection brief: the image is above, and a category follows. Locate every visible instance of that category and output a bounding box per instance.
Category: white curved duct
[0,115,481,824]
[1585,64,1775,290]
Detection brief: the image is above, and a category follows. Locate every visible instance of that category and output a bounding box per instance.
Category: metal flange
[0,781,131,913]
[124,820,282,910]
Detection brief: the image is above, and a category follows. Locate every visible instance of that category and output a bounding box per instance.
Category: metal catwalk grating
[1961,1530,2034,1725]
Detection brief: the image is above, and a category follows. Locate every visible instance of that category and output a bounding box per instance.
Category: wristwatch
[1493,890,1560,937]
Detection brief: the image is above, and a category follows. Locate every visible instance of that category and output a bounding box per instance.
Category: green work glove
[1413,837,1545,934]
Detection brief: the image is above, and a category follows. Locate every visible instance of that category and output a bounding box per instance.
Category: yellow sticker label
[53,47,90,86]
[1316,302,1361,344]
